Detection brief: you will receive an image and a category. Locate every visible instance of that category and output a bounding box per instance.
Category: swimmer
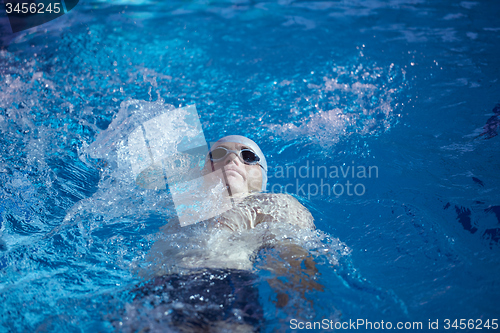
[202,135,324,311]
[134,135,323,332]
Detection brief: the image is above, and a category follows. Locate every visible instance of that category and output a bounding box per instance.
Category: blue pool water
[1,0,500,331]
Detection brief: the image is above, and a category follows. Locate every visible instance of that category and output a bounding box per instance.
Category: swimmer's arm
[252,194,320,309]
[258,241,324,309]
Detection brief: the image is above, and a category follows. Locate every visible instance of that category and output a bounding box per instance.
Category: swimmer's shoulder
[246,192,315,229]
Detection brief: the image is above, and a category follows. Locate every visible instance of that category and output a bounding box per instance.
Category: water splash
[268,62,405,149]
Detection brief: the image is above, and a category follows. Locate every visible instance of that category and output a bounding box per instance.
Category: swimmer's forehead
[211,142,252,151]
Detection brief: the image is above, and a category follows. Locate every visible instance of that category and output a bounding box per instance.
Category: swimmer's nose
[224,153,242,165]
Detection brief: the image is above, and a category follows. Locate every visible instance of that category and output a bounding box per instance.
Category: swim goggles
[209,146,261,165]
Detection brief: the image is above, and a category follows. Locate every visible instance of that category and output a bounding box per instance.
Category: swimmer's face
[203,142,263,195]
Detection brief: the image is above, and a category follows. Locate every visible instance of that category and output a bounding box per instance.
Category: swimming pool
[1,0,500,331]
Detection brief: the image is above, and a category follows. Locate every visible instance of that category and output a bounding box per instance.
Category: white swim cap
[209,135,268,191]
